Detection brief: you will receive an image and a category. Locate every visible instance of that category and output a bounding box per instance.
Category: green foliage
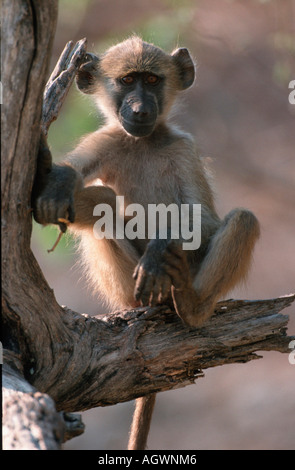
[47,87,101,161]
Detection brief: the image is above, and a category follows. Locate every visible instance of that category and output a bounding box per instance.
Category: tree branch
[29,294,295,412]
[2,364,64,450]
[41,38,87,135]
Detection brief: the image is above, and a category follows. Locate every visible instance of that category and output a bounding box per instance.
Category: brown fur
[34,36,260,450]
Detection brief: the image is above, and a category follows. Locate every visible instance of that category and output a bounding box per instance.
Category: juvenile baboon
[33,36,260,450]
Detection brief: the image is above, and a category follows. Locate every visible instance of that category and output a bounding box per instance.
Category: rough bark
[16,295,295,412]
[1,0,62,450]
[2,364,64,450]
[41,38,87,135]
[1,0,294,451]
[2,293,294,449]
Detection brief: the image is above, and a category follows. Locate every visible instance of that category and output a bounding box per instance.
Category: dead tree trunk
[1,0,294,450]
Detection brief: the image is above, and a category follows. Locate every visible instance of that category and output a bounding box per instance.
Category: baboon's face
[76,37,195,137]
[114,72,164,137]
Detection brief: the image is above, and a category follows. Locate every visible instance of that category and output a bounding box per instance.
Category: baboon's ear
[76,53,100,94]
[171,48,195,90]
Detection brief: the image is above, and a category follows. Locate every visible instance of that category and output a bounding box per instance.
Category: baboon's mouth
[121,119,155,137]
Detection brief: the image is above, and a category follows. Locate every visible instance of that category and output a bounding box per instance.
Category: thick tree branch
[3,292,294,449]
[30,294,295,411]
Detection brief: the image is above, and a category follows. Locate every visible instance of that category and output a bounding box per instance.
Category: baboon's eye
[146,75,160,85]
[121,75,134,85]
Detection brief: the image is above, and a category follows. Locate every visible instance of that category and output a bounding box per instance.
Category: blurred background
[31,0,295,450]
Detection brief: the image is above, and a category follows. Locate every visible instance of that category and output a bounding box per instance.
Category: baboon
[33,36,260,450]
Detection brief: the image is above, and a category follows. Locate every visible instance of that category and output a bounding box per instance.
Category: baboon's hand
[33,165,82,232]
[133,240,181,307]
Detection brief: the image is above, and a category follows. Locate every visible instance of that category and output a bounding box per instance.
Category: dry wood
[41,38,87,135]
[38,294,295,411]
[1,0,294,451]
[2,364,64,450]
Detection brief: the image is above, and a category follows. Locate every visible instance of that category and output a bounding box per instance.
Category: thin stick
[47,217,71,252]
[47,231,64,253]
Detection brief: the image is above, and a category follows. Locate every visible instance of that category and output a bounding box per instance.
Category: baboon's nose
[132,104,149,119]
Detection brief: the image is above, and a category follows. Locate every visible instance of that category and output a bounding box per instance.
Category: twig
[47,231,64,253]
[47,219,70,253]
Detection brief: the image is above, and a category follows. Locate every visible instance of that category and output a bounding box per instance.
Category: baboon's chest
[100,150,181,207]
